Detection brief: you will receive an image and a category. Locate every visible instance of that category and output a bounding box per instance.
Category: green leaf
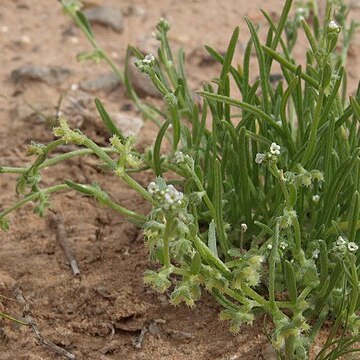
[190,253,202,275]
[94,98,124,139]
[348,191,360,243]
[245,17,270,113]
[284,260,297,304]
[318,240,329,286]
[350,96,360,121]
[220,27,239,81]
[76,10,93,37]
[208,220,218,257]
[153,120,171,176]
[262,45,318,87]
[198,91,283,136]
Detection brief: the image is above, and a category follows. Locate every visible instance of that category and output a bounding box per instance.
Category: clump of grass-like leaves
[1,0,360,358]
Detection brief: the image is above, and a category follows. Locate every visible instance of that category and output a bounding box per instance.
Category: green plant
[2,0,360,358]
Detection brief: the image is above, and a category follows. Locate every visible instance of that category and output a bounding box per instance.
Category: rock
[80,72,121,93]
[190,46,221,66]
[10,83,59,123]
[83,6,124,32]
[112,113,144,137]
[129,57,161,98]
[11,65,72,85]
[60,90,95,128]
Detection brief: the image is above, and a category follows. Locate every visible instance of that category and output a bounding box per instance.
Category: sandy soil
[1,1,360,359]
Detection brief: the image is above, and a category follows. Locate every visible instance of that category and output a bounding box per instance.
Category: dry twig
[50,213,80,276]
[14,287,76,360]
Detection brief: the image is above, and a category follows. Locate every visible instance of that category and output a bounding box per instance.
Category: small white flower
[255,153,266,164]
[279,241,288,250]
[336,236,346,246]
[166,184,175,191]
[312,195,320,202]
[148,181,158,195]
[175,151,185,164]
[143,53,155,64]
[241,223,248,232]
[267,244,273,250]
[164,185,183,205]
[328,20,340,31]
[270,142,281,156]
[296,7,307,20]
[348,242,358,252]
[70,83,79,91]
[312,249,320,259]
[164,192,175,204]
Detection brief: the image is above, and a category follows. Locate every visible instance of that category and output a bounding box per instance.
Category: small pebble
[83,6,124,32]
[112,113,144,137]
[70,37,79,44]
[11,65,72,85]
[0,25,9,33]
[20,35,31,44]
[80,72,120,93]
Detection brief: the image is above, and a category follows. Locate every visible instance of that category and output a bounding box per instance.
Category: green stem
[0,184,69,218]
[301,87,325,165]
[269,222,280,309]
[0,166,25,174]
[0,312,30,326]
[163,216,174,268]
[81,138,115,169]
[349,257,359,315]
[121,173,152,201]
[41,147,114,168]
[63,2,161,124]
[285,335,295,359]
[293,217,306,265]
[184,165,216,218]
[97,193,146,224]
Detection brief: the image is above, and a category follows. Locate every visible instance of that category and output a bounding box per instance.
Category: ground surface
[0,1,360,359]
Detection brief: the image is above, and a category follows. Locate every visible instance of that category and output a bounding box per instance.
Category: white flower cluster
[312,249,320,259]
[135,53,156,73]
[143,54,155,64]
[333,235,358,255]
[255,153,266,164]
[266,241,288,251]
[175,151,185,164]
[295,7,308,21]
[328,20,340,32]
[255,142,281,164]
[241,223,248,232]
[270,142,281,155]
[173,151,193,167]
[148,181,184,212]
